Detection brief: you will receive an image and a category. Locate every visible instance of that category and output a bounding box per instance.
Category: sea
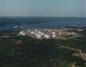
[0,17,86,31]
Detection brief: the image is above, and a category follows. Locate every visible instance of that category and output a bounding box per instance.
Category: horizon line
[0,16,85,18]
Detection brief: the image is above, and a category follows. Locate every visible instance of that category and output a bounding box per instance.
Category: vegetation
[0,29,86,67]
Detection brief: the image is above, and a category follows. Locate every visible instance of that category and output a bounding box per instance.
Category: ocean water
[0,17,86,31]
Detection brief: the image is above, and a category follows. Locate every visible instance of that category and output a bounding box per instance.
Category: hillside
[0,28,86,67]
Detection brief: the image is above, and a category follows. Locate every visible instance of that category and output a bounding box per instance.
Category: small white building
[37,31,42,34]
[35,34,42,39]
[70,32,77,35]
[67,32,71,35]
[40,32,44,35]
[19,31,26,36]
[43,34,50,39]
[52,32,56,35]
[30,31,35,34]
[52,34,56,38]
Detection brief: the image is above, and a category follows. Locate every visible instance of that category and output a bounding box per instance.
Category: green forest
[0,29,86,67]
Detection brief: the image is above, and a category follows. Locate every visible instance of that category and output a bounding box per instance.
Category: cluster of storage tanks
[18,28,80,39]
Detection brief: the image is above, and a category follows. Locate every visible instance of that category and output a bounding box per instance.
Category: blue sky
[0,0,85,17]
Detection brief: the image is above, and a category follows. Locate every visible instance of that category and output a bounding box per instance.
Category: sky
[85,0,86,17]
[0,0,85,17]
